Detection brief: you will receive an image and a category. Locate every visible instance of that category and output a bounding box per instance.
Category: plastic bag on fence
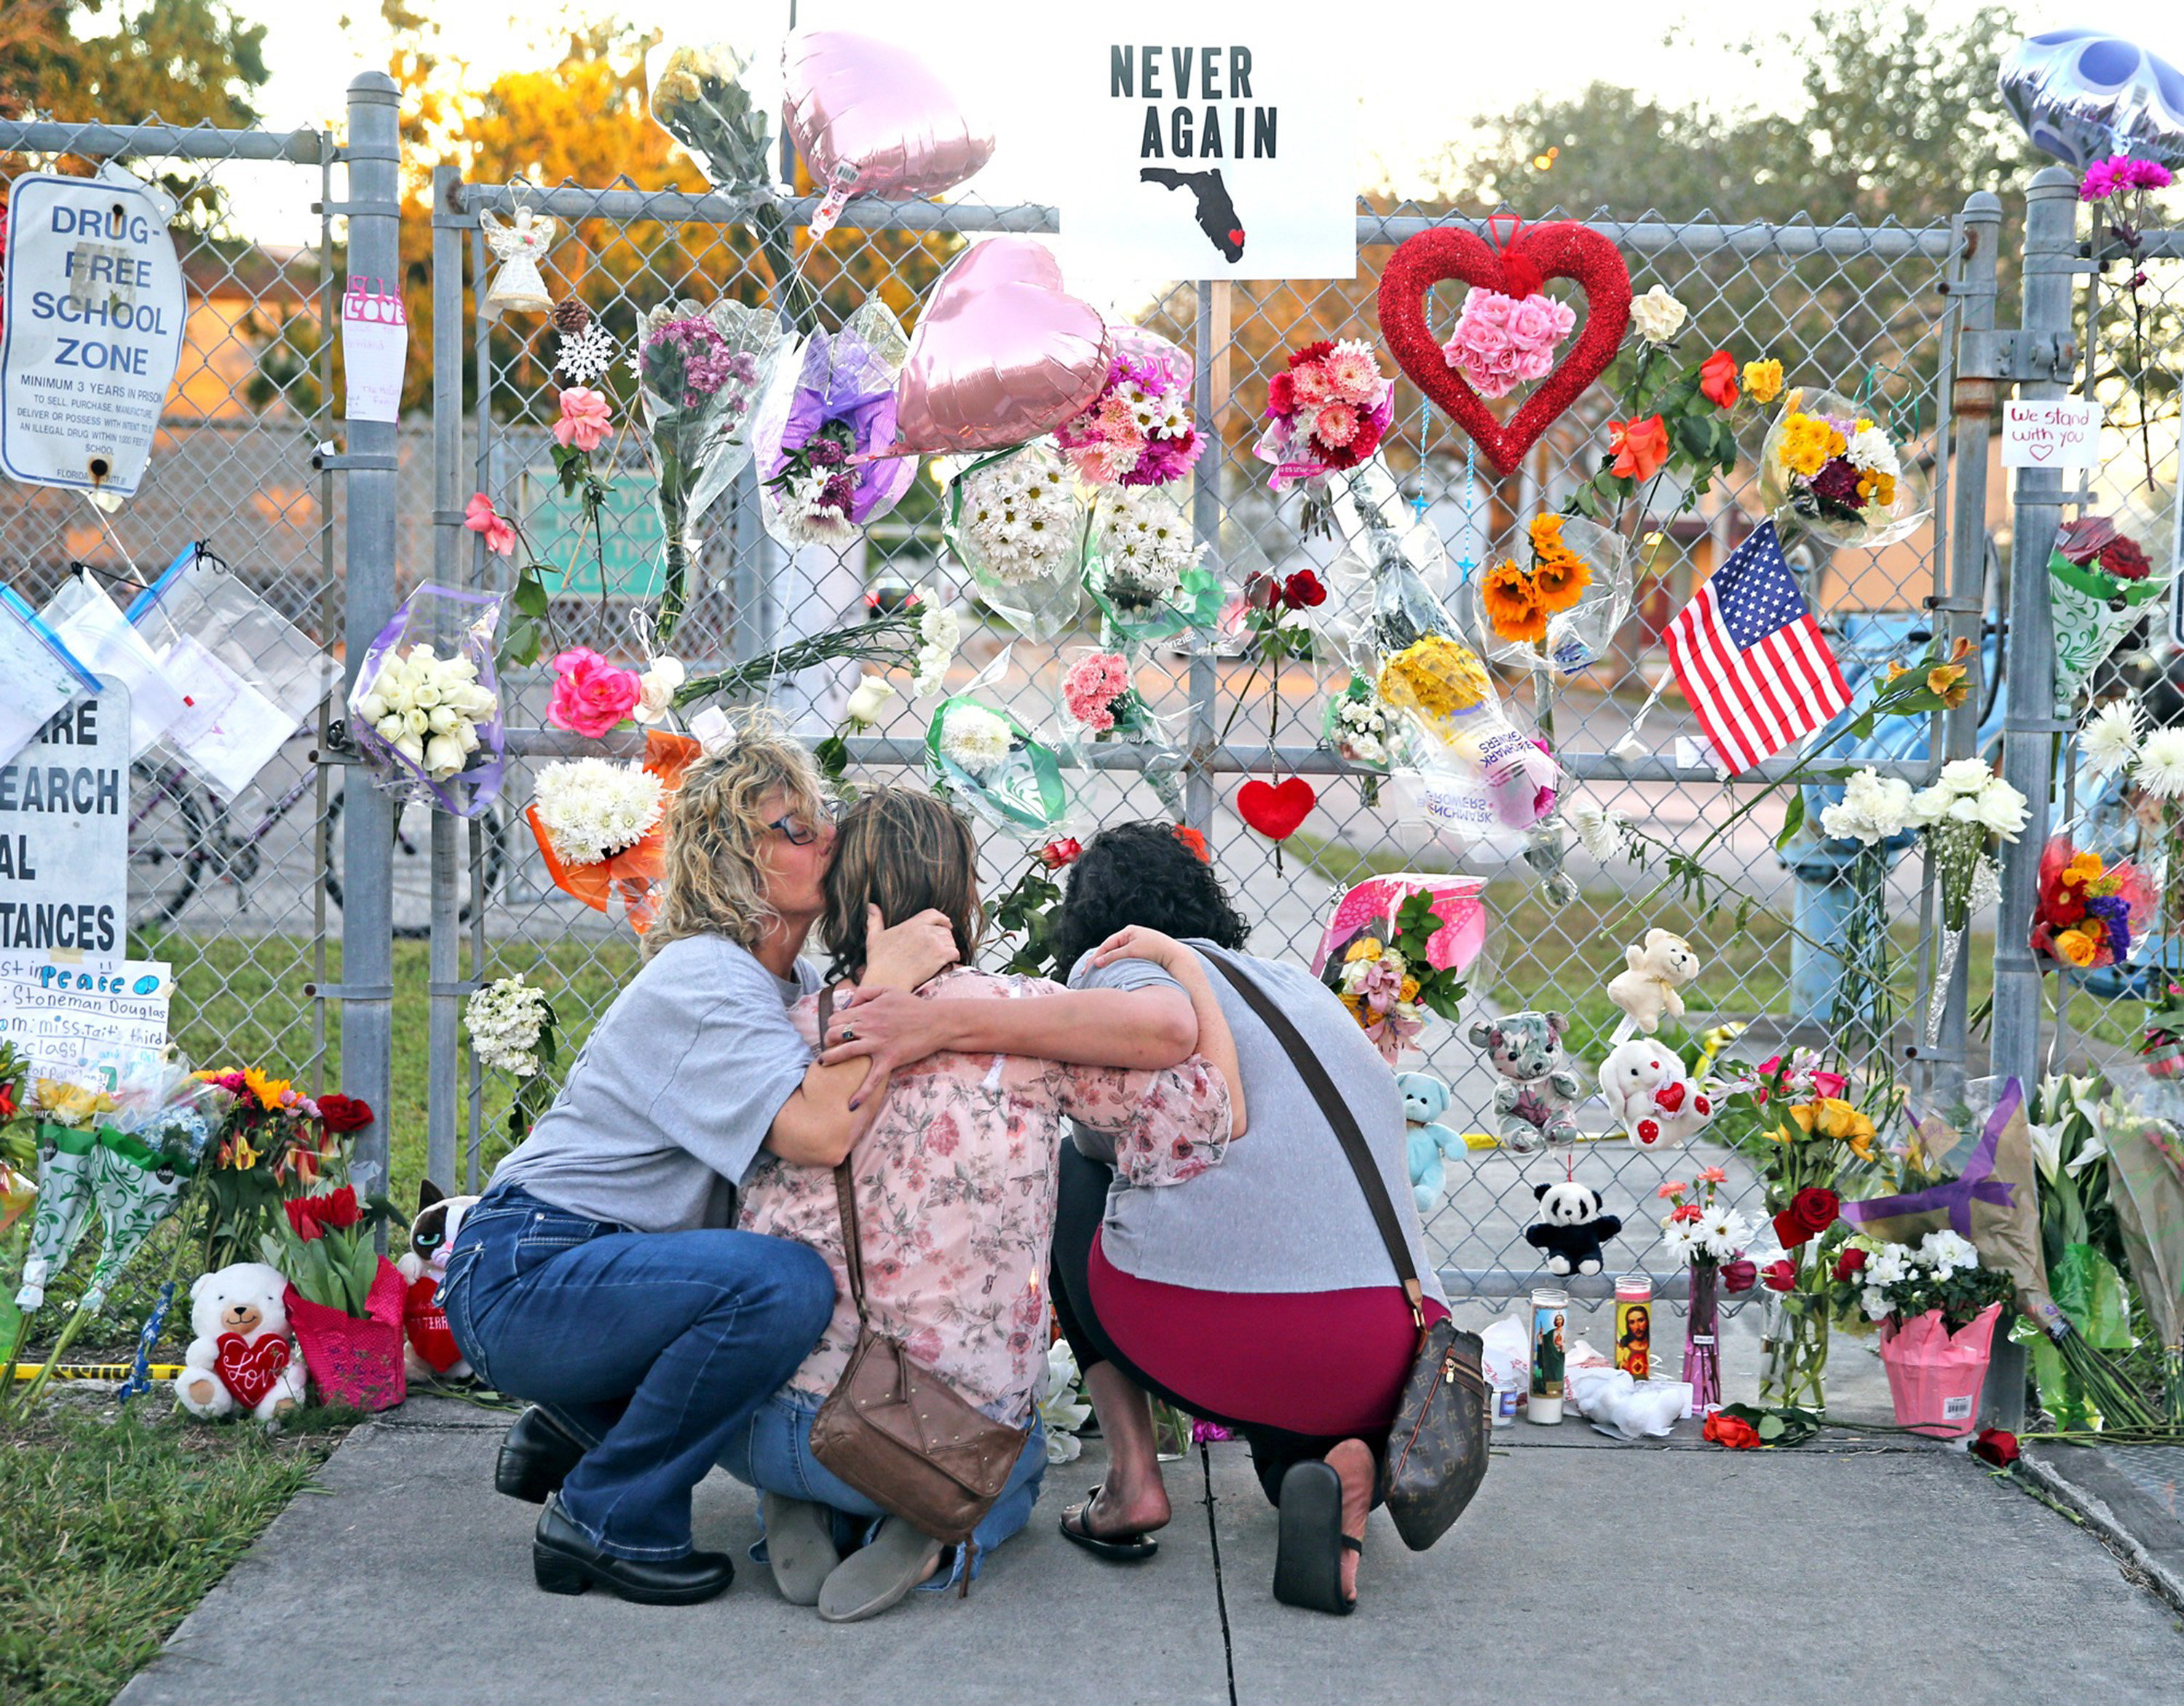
[1321,456,1457,674]
[347,583,505,818]
[924,647,1069,837]
[645,39,778,195]
[1052,646,1186,819]
[39,569,191,759]
[749,299,914,550]
[941,440,1089,641]
[1470,513,1634,679]
[0,585,100,769]
[125,543,340,799]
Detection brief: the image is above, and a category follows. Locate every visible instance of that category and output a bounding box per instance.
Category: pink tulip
[553,387,613,453]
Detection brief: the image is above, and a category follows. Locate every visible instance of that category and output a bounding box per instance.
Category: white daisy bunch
[2081,699,2143,772]
[353,642,497,781]
[1853,1230,2001,1324]
[465,974,553,1078]
[913,601,960,698]
[1661,1203,1754,1265]
[1093,486,1205,606]
[2073,700,2184,799]
[1334,692,1390,767]
[1819,766,1915,845]
[938,703,1013,779]
[956,444,1080,586]
[769,469,860,546]
[1845,424,1901,481]
[531,757,666,866]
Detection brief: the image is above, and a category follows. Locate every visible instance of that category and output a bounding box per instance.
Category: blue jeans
[440,1185,835,1560]
[719,1389,1048,1589]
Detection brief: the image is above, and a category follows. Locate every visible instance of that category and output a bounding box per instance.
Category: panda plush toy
[1524,1180,1623,1277]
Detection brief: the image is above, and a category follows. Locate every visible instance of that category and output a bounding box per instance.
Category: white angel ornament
[479,205,557,320]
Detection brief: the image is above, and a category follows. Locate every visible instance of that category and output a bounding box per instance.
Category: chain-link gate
[0,109,347,1343]
[430,179,2000,1320]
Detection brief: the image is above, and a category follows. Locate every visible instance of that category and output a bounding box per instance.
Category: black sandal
[1272,1460,1361,1615]
[1059,1485,1159,1561]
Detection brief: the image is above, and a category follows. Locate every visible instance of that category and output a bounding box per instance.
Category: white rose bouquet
[347,585,505,816]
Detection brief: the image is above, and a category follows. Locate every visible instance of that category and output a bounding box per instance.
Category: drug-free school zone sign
[0,173,186,503]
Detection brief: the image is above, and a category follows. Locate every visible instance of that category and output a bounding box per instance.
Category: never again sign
[0,173,186,504]
[1045,14,1358,283]
[0,695,130,968]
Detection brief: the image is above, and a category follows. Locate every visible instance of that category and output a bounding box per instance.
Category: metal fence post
[339,71,403,1219]
[1990,170,2078,1093]
[1931,190,2003,1096]
[427,164,464,1193]
[1185,280,1220,833]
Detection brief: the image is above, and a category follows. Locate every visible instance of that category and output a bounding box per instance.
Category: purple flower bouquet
[755,301,914,549]
[635,299,786,636]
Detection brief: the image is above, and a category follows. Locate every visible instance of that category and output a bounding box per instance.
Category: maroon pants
[1050,1145,1445,1503]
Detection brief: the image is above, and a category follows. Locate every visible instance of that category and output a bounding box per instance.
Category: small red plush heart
[1237,777,1315,841]
[1654,1081,1687,1113]
[405,1276,465,1374]
[1376,221,1633,478]
[215,1330,290,1410]
[1635,1118,1661,1146]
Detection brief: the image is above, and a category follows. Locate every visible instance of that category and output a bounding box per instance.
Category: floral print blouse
[739,967,1232,1426]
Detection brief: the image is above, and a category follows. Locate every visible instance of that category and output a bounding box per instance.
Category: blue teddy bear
[1396,1071,1464,1217]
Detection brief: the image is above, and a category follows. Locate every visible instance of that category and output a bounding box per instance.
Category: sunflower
[1527,514,1567,556]
[1479,559,1546,643]
[1531,546,1591,614]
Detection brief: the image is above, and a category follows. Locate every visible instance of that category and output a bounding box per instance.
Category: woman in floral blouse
[724,789,1243,1623]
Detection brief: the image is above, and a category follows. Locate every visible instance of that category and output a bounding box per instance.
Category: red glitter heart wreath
[1377,220,1632,479]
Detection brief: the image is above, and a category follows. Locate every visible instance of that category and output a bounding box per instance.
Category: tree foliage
[0,0,269,127]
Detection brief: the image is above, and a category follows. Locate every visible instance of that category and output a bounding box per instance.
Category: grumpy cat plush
[397,1178,479,1381]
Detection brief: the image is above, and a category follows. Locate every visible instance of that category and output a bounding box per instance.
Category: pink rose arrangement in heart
[1441,287,1578,400]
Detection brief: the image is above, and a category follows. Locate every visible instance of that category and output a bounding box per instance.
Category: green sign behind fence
[518,467,665,599]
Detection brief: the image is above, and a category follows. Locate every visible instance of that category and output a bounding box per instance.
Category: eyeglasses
[766,798,842,847]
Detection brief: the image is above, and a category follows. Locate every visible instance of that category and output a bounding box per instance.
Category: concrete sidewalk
[118,1399,2183,1706]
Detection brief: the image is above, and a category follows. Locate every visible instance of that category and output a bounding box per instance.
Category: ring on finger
[842,1025,856,1043]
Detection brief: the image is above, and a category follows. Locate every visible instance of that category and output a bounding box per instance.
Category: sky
[207,0,2184,245]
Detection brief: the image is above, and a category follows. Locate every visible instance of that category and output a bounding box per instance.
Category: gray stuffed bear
[1467,1009,1583,1154]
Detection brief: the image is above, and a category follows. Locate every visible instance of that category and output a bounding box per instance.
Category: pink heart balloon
[890,238,1114,457]
[783,31,995,202]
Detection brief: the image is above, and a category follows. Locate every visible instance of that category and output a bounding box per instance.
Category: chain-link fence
[432,179,2001,1316]
[0,112,344,1344]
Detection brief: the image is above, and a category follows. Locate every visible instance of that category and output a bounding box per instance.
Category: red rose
[1833,1247,1868,1283]
[1265,371,1296,416]
[1244,571,1280,611]
[1971,1426,2019,1468]
[2099,536,2151,580]
[1761,1258,1797,1292]
[1703,1412,1761,1450]
[317,1092,373,1134]
[1698,349,1739,408]
[1282,569,1327,609]
[283,1196,325,1242]
[1792,1187,1840,1233]
[1720,1257,1758,1294]
[1039,837,1082,871]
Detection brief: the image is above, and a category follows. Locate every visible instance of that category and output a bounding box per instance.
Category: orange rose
[1607,415,1669,481]
[1699,350,1738,408]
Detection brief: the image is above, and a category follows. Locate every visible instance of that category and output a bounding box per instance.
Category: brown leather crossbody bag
[806,989,1029,1560]
[1202,954,1491,1551]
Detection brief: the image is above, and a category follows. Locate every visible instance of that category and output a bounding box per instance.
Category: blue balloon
[1999,29,2184,169]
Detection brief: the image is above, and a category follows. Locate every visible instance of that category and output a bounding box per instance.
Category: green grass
[0,1402,347,1705]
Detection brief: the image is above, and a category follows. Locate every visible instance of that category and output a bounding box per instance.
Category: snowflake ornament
[557,321,617,385]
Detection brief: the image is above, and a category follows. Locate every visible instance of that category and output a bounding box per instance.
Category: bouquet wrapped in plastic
[2047,515,2175,714]
[525,732,700,933]
[347,584,504,818]
[646,40,775,194]
[942,441,1089,641]
[636,300,788,637]
[1082,485,1223,652]
[1056,649,1184,818]
[1055,326,1201,491]
[1757,388,1930,549]
[753,301,914,549]
[1252,338,1394,534]
[925,656,1069,836]
[1473,513,1633,678]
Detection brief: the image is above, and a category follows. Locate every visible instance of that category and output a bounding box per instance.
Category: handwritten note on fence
[2001,398,2100,470]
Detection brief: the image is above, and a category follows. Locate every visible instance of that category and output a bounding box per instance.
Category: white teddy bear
[1606,928,1702,1035]
[1597,1040,1716,1149]
[176,1261,308,1421]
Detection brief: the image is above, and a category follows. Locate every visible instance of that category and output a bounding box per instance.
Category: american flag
[1664,520,1849,775]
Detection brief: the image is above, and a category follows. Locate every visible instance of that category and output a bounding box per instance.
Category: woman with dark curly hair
[1042,821,1448,1616]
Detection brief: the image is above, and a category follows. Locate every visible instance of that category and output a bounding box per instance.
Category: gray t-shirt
[488,933,818,1233]
[1069,941,1447,1306]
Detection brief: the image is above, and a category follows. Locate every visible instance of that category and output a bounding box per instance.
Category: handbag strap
[1200,952,1427,1330]
[815,985,869,1322]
